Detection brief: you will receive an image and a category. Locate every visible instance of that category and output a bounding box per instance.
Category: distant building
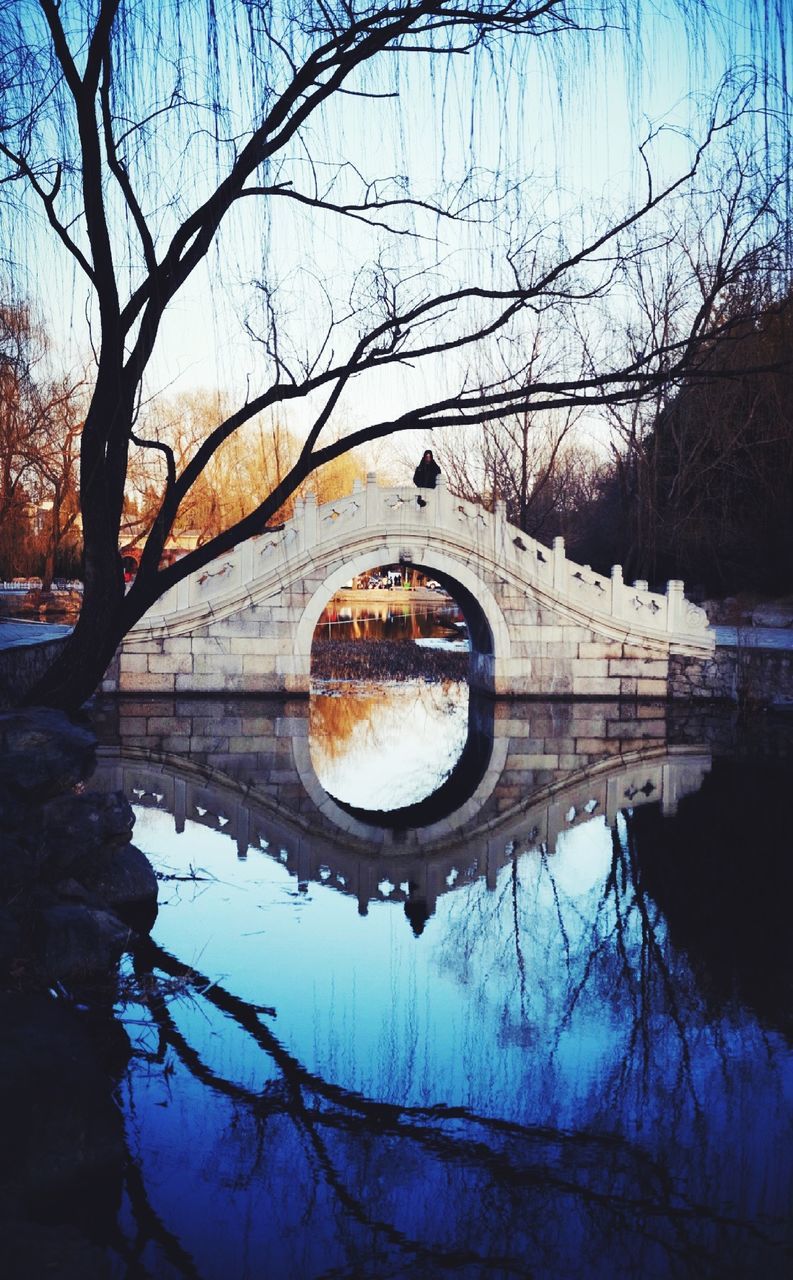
[120,529,207,578]
[23,500,83,539]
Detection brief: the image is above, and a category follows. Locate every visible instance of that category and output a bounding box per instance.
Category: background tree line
[0,302,83,585]
[0,308,366,583]
[3,282,791,598]
[433,286,793,598]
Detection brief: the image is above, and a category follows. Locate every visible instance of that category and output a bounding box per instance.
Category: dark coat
[413,457,441,489]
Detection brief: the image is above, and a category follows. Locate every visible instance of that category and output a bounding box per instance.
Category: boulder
[1,789,136,890]
[36,790,135,876]
[39,905,133,981]
[0,832,41,893]
[0,704,158,1004]
[71,842,159,931]
[0,708,96,799]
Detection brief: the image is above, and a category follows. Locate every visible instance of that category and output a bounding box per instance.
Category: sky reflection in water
[111,690,793,1279]
[308,679,468,807]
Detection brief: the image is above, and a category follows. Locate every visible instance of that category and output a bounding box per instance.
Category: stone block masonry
[669,647,793,708]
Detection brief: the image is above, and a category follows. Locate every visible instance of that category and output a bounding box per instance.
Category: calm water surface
[315,597,467,646]
[91,691,793,1279]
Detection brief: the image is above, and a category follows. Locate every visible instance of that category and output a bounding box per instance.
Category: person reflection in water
[404,882,430,936]
[413,449,441,508]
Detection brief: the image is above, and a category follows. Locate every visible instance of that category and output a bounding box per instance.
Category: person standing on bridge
[413,450,441,506]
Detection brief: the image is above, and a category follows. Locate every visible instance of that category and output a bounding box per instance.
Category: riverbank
[0,625,71,707]
[311,638,468,683]
[0,587,82,622]
[0,620,73,647]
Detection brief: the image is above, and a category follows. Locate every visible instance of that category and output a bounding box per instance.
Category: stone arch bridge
[102,476,713,698]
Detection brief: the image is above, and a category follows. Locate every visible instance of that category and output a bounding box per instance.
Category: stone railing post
[666,579,685,632]
[291,496,304,550]
[238,537,253,584]
[434,473,448,525]
[610,563,623,619]
[493,496,507,557]
[303,492,319,547]
[365,471,379,527]
[552,536,566,592]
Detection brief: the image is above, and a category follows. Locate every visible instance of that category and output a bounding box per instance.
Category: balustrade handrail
[132,476,711,651]
[0,579,83,592]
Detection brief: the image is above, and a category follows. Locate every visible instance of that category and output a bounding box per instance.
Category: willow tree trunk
[22,371,140,711]
[22,564,132,711]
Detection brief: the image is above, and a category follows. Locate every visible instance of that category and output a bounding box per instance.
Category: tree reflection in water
[315,599,463,644]
[112,749,792,1279]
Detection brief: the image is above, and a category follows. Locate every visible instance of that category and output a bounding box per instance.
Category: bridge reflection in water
[88,696,793,1277]
[93,694,711,930]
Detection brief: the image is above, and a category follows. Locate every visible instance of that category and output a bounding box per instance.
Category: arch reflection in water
[308,680,471,813]
[88,697,793,1278]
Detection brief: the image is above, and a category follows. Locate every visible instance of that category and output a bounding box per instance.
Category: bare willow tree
[0,1,788,708]
[430,322,594,538]
[0,303,85,579]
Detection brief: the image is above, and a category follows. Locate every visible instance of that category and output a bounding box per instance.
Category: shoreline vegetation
[311,638,468,684]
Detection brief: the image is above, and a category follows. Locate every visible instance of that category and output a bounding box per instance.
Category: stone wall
[670,646,793,708]
[0,637,68,707]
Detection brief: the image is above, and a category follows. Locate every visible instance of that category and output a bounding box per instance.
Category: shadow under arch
[405,563,493,654]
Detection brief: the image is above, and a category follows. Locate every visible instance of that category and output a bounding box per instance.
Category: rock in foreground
[0,706,158,985]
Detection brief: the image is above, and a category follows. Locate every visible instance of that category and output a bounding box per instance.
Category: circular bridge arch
[294,543,511,692]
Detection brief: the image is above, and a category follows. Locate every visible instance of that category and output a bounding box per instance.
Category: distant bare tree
[29,374,85,587]
[0,303,41,571]
[0,304,85,580]
[431,322,591,538]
